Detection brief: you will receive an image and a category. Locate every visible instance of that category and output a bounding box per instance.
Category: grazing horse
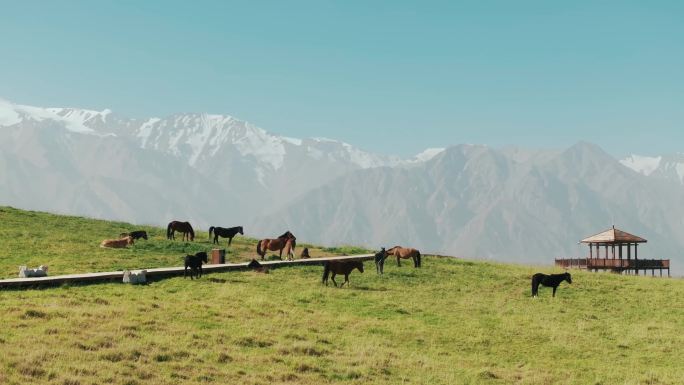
[100,236,134,248]
[531,272,572,297]
[119,230,148,241]
[282,238,296,261]
[256,231,296,260]
[184,251,208,279]
[385,246,421,268]
[374,247,387,275]
[208,226,243,245]
[167,221,195,241]
[322,260,364,287]
[300,247,310,259]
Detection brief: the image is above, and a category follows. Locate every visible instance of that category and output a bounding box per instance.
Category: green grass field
[1,207,683,385]
[0,206,364,278]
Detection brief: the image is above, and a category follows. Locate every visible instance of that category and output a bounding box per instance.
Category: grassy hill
[0,207,683,385]
[0,206,367,278]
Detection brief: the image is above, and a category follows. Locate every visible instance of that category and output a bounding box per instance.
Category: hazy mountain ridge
[2,99,683,272]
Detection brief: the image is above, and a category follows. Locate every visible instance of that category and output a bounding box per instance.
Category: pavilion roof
[580,226,647,244]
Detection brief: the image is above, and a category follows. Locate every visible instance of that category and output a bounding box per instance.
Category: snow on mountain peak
[0,100,99,134]
[413,147,445,162]
[620,154,662,176]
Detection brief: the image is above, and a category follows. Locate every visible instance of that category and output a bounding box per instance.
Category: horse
[385,246,421,268]
[100,236,134,248]
[184,251,208,279]
[208,226,243,246]
[300,247,310,259]
[167,221,195,241]
[119,230,148,241]
[322,260,364,287]
[282,238,296,261]
[531,272,572,297]
[256,231,296,260]
[374,247,387,275]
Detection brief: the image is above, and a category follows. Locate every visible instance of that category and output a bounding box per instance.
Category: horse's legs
[228,237,233,246]
[552,286,557,297]
[413,256,417,268]
[531,278,538,297]
[199,265,203,278]
[184,265,187,278]
[397,256,401,267]
[331,273,338,287]
[344,273,350,287]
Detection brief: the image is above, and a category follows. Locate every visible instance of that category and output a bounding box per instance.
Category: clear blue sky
[1,1,682,157]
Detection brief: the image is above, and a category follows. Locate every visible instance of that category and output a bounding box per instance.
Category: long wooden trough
[0,254,374,289]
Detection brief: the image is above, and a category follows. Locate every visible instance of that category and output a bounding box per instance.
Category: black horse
[531,272,572,297]
[208,226,243,245]
[167,221,195,241]
[119,230,148,241]
[374,248,387,275]
[322,260,364,287]
[184,251,208,279]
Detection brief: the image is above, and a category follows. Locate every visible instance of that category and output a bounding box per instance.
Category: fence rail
[0,254,375,289]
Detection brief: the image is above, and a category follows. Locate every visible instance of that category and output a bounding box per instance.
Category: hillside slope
[0,206,365,278]
[0,252,682,383]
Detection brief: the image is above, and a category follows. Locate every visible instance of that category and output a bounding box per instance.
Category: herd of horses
[99,221,572,296]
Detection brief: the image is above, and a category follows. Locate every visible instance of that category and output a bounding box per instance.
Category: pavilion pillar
[612,244,615,259]
[627,243,631,260]
[589,243,593,259]
[619,244,623,259]
[635,244,639,275]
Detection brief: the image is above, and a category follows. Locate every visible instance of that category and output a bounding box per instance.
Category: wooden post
[619,244,623,259]
[635,244,638,275]
[589,243,593,259]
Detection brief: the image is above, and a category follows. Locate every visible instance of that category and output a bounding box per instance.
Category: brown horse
[322,260,364,287]
[100,236,134,248]
[167,221,195,241]
[386,246,421,267]
[283,238,296,261]
[256,231,295,260]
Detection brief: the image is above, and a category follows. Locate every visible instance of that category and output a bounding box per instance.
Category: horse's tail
[257,240,263,257]
[322,261,331,284]
[209,226,214,239]
[166,222,172,239]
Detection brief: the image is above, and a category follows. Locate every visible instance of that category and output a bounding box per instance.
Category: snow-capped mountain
[3,99,684,274]
[252,142,684,274]
[0,99,418,226]
[621,153,684,184]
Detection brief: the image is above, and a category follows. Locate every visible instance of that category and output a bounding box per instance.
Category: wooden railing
[555,258,670,270]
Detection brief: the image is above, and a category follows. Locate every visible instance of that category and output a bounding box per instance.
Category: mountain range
[1,99,683,273]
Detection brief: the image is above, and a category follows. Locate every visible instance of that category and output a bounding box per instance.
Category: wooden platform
[555,258,670,276]
[0,254,374,289]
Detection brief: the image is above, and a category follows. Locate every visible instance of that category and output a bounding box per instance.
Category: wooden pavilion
[555,226,670,276]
